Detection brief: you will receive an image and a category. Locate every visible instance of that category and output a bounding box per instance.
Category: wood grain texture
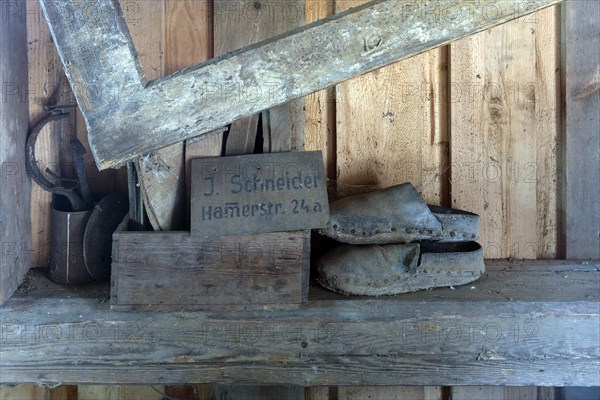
[226,115,260,155]
[78,385,163,400]
[129,0,186,231]
[335,2,449,206]
[39,0,562,169]
[305,0,336,178]
[1,0,30,304]
[450,7,560,259]
[214,385,304,400]
[305,386,331,400]
[0,384,77,400]
[452,386,539,400]
[2,261,598,386]
[26,0,78,268]
[564,0,600,259]
[111,229,309,310]
[338,386,444,400]
[164,384,214,400]
[169,0,222,227]
[214,0,260,156]
[334,2,447,397]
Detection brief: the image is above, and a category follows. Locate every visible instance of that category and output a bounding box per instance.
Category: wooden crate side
[111,230,306,310]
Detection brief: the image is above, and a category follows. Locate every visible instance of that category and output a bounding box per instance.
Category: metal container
[49,197,94,284]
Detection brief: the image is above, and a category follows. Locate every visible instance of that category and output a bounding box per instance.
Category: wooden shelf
[1,260,598,387]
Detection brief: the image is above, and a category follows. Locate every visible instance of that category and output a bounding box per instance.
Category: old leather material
[321,183,479,244]
[317,242,485,296]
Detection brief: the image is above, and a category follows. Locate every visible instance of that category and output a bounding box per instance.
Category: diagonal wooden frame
[41,0,561,170]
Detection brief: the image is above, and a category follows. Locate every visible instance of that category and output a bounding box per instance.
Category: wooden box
[110,218,309,311]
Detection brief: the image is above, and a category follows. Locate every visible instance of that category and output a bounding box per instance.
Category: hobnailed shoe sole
[321,183,479,244]
[317,242,485,296]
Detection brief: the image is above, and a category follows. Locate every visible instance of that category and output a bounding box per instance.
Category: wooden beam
[40,0,563,170]
[564,0,600,259]
[0,0,31,304]
[1,260,598,386]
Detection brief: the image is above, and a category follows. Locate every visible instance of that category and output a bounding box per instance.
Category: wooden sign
[40,0,561,169]
[191,152,329,237]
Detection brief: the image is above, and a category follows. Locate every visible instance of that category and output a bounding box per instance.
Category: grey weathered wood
[215,0,262,157]
[190,152,329,237]
[1,260,598,386]
[111,226,310,311]
[257,0,306,154]
[0,0,31,305]
[39,0,563,170]
[564,0,600,259]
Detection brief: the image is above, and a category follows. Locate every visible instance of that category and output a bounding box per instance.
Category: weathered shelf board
[39,0,562,169]
[1,260,598,386]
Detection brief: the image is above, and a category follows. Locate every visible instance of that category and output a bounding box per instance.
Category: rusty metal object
[83,193,129,281]
[49,197,94,284]
[25,110,86,211]
[70,139,94,208]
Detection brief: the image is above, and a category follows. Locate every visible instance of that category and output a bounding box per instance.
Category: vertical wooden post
[563,0,600,259]
[0,0,31,304]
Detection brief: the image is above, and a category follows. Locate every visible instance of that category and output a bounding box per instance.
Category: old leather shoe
[321,183,479,244]
[317,242,485,296]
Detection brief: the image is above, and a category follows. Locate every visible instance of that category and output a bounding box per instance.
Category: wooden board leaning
[39,0,562,169]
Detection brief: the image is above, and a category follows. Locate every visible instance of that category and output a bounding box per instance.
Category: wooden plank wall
[15,0,567,398]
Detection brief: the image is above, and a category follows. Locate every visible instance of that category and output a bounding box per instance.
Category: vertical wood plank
[335,2,448,205]
[0,385,77,400]
[535,6,561,259]
[334,0,447,397]
[305,0,336,178]
[450,8,560,259]
[564,0,600,259]
[213,5,306,399]
[452,386,505,400]
[450,6,561,397]
[305,387,330,400]
[214,385,304,400]
[1,0,30,303]
[130,0,188,231]
[339,386,441,400]
[26,0,56,269]
[180,0,223,225]
[453,386,540,400]
[26,0,77,268]
[78,385,164,400]
[164,384,215,400]
[214,0,262,155]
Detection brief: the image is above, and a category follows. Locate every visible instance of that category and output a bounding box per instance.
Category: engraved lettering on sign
[191,152,329,236]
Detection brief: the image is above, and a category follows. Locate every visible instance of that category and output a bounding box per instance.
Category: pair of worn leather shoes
[317,183,485,296]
